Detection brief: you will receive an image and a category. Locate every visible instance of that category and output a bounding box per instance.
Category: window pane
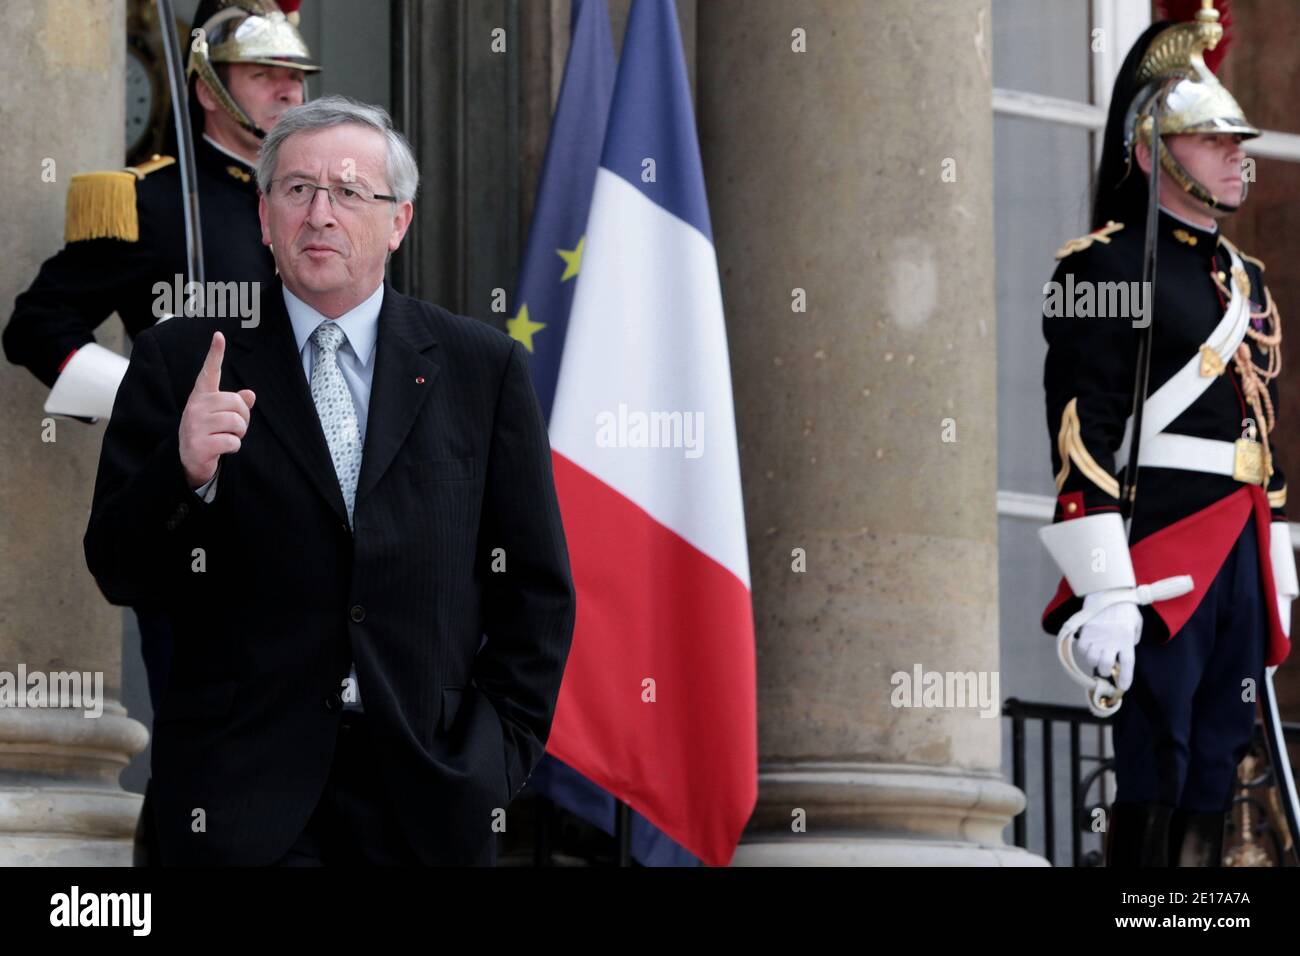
[995,115,1093,494]
[993,0,1091,102]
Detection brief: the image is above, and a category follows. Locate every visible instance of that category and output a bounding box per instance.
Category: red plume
[1155,0,1234,73]
[278,0,302,14]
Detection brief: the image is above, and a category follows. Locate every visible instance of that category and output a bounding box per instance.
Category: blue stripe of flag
[511,0,616,419]
[597,0,713,241]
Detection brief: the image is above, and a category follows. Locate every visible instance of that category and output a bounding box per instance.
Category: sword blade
[1121,87,1165,528]
[1261,665,1300,865]
[155,0,205,295]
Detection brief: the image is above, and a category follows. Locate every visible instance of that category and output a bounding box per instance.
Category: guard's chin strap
[1159,146,1246,214]
[218,87,267,140]
[194,64,308,143]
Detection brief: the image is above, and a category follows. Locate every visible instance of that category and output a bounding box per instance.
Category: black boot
[1106,802,1174,867]
[1169,810,1226,867]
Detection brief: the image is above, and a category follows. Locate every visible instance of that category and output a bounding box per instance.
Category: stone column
[0,0,148,865]
[698,0,1042,864]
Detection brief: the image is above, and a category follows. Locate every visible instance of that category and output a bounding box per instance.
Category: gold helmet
[1124,0,1258,212]
[187,0,320,139]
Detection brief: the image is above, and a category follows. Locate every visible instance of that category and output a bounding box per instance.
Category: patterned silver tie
[309,322,363,526]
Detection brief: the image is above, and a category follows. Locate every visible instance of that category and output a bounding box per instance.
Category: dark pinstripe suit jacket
[84,279,575,865]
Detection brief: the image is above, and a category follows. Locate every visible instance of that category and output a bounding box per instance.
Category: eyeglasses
[269,178,398,209]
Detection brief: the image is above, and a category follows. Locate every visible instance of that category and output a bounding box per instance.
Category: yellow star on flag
[507,303,546,353]
[557,236,585,282]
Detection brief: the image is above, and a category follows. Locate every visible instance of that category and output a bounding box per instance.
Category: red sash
[1042,486,1290,667]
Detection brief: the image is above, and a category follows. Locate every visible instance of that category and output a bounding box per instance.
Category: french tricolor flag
[543,0,757,867]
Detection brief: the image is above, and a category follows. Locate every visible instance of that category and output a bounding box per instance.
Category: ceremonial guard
[1,0,319,863]
[1039,1,1296,866]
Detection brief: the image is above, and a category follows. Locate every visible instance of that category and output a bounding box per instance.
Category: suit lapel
[225,280,440,524]
[227,280,350,524]
[355,284,441,505]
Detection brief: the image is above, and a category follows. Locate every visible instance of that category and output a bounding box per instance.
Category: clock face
[126,48,155,153]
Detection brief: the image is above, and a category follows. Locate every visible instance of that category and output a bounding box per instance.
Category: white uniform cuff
[1039,511,1136,596]
[43,342,129,420]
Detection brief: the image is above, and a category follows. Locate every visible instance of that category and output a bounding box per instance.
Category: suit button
[325,692,342,712]
[350,605,365,623]
[177,502,189,518]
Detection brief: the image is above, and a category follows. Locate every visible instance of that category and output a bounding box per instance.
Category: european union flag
[508,0,615,420]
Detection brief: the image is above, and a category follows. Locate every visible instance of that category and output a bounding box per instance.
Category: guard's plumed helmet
[187,0,320,139]
[1123,0,1259,213]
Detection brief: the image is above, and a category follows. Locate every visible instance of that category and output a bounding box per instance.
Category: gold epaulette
[1217,234,1266,272]
[64,155,175,244]
[1055,221,1124,260]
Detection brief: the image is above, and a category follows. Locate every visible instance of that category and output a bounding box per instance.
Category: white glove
[1077,591,1142,692]
[1279,594,1293,639]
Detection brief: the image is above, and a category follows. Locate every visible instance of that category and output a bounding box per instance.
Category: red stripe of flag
[547,451,757,866]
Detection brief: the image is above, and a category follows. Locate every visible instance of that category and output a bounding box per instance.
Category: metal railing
[1003,698,1114,866]
[1004,697,1299,866]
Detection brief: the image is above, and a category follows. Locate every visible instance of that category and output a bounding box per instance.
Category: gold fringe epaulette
[64,154,175,243]
[1055,221,1124,260]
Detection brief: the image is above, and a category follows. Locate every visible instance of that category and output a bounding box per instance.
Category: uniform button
[350,605,365,623]
[325,692,342,712]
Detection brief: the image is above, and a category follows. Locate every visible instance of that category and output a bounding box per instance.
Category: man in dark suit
[83,96,576,866]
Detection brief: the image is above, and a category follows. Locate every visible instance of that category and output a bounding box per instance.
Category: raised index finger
[194,331,225,394]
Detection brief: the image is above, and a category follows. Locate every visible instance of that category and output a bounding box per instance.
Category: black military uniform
[1038,4,1295,868]
[1043,212,1286,606]
[4,138,272,391]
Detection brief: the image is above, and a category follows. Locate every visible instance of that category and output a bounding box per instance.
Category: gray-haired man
[84,97,576,866]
